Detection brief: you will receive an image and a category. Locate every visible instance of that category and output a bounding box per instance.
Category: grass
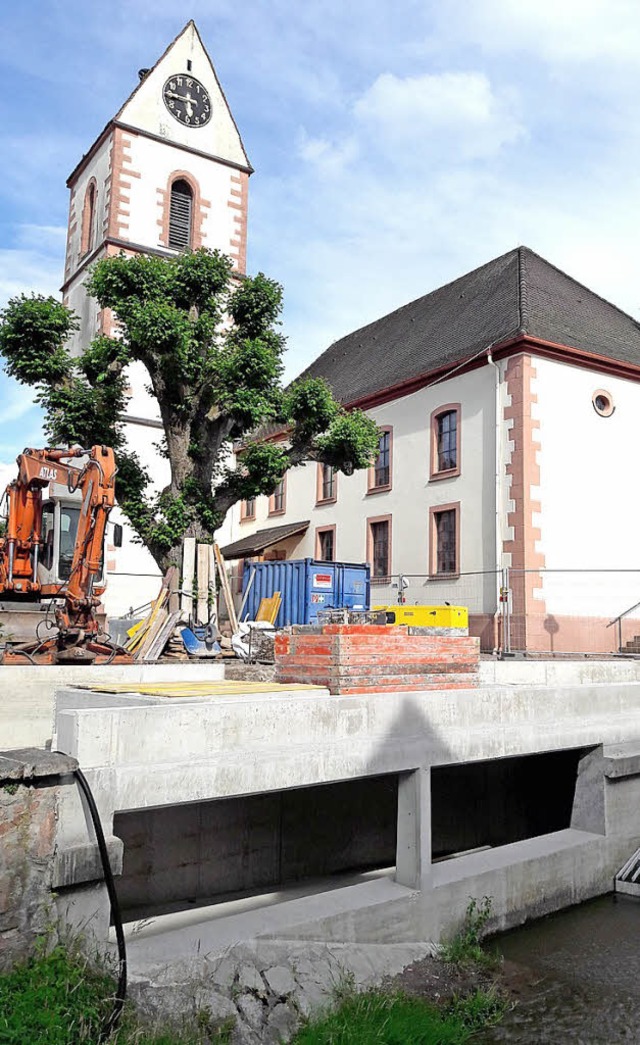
[289,984,507,1044]
[0,943,234,1045]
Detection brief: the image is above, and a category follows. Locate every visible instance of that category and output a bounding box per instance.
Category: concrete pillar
[395,768,432,890]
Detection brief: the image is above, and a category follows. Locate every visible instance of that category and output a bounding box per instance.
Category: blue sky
[2,0,640,482]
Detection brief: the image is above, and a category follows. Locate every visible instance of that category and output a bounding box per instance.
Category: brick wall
[0,749,78,970]
[275,624,479,694]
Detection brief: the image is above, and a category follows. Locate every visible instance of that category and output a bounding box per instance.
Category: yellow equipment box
[373,605,469,629]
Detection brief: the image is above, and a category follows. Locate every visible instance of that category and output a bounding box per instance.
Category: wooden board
[256,592,281,625]
[213,543,238,633]
[126,587,168,653]
[208,545,218,629]
[142,610,182,662]
[135,607,169,660]
[196,544,209,624]
[181,537,196,617]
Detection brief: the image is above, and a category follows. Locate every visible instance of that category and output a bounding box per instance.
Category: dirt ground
[388,953,500,1002]
[222,659,278,683]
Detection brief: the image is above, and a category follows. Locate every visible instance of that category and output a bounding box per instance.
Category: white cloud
[432,0,640,66]
[0,224,66,308]
[353,71,523,156]
[298,131,359,175]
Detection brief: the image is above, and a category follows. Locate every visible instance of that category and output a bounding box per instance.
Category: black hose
[63,762,128,1041]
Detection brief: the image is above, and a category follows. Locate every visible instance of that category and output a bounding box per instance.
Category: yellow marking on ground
[79,680,323,697]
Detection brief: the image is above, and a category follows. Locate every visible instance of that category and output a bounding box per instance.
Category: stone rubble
[127,938,437,1043]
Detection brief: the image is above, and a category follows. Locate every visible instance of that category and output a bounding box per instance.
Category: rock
[236,993,266,1032]
[231,1020,263,1045]
[237,963,266,996]
[208,955,239,988]
[294,983,331,1018]
[266,1001,299,1043]
[263,964,297,997]
[193,987,237,1023]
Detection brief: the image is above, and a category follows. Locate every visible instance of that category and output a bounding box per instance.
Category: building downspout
[486,350,503,653]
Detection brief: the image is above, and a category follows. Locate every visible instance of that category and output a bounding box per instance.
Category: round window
[592,389,614,417]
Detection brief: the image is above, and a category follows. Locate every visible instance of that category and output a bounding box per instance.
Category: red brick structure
[275,625,479,694]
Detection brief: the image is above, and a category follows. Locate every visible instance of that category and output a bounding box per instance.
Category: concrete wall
[52,677,640,959]
[0,661,225,750]
[114,775,397,917]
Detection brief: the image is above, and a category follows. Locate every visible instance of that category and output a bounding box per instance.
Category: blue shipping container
[241,558,371,627]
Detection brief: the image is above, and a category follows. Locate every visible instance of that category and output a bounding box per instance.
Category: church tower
[62,20,252,353]
[59,22,252,615]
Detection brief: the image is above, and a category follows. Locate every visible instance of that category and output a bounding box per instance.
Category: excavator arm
[0,445,128,664]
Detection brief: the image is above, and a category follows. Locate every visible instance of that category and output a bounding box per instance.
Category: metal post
[501,565,511,655]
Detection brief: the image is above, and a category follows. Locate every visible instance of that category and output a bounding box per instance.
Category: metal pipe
[32,544,39,582]
[7,541,14,584]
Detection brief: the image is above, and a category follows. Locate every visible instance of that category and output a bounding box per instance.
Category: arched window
[168,178,193,250]
[81,180,97,255]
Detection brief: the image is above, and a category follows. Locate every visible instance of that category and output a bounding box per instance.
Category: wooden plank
[208,546,218,629]
[126,587,168,652]
[168,564,180,614]
[143,610,181,662]
[181,537,196,617]
[196,544,209,624]
[256,592,281,625]
[135,607,168,660]
[238,565,257,622]
[213,543,238,633]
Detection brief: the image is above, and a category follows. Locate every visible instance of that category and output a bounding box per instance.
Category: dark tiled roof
[297,247,640,405]
[220,520,309,560]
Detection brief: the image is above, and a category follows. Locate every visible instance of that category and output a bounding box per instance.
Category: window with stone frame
[369,428,393,493]
[430,504,459,575]
[368,517,391,581]
[317,527,335,562]
[431,405,461,480]
[269,476,286,515]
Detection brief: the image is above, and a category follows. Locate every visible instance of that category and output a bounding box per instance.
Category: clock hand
[166,90,196,104]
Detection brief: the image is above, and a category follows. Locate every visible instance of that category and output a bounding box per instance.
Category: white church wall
[230,364,498,615]
[534,355,640,620]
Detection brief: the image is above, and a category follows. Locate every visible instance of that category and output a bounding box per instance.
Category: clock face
[162,75,211,127]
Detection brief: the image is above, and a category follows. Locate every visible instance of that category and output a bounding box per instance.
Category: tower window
[81,180,97,256]
[168,179,193,251]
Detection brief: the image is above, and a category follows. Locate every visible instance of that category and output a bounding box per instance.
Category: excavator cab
[38,494,108,589]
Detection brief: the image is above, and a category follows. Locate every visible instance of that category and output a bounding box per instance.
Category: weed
[441,896,498,968]
[445,986,508,1029]
[2,782,19,795]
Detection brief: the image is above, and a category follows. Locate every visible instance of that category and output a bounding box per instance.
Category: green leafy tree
[0,249,380,572]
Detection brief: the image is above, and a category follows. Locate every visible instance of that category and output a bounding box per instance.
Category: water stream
[479,894,640,1044]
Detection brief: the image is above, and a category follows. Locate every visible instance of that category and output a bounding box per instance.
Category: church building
[222,246,640,656]
[61,23,640,655]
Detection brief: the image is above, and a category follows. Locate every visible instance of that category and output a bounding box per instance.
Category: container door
[340,564,370,612]
[307,561,337,623]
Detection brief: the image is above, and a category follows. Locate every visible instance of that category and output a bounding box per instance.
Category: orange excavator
[0,445,131,664]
